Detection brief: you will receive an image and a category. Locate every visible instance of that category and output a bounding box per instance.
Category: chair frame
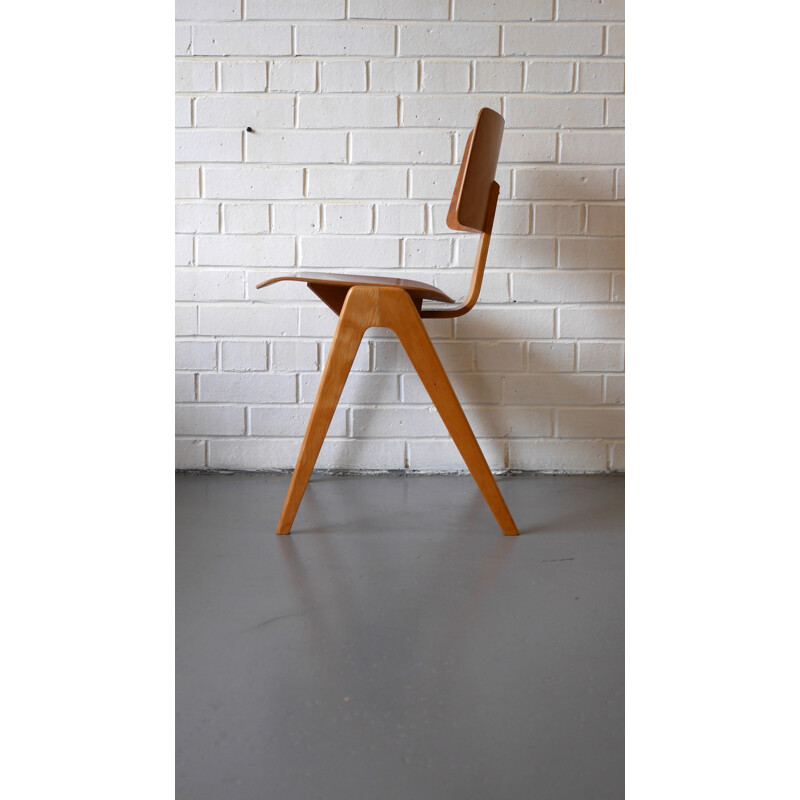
[258,109,518,536]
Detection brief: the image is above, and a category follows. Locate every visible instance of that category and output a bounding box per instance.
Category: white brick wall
[176,0,624,473]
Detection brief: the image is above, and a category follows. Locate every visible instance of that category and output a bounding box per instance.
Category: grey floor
[176,473,624,800]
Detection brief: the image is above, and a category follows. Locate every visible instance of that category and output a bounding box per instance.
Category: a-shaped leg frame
[276,286,518,535]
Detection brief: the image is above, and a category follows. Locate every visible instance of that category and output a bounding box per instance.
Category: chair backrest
[447,107,505,233]
[421,108,504,319]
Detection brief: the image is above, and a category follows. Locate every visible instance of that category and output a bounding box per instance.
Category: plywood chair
[258,108,518,536]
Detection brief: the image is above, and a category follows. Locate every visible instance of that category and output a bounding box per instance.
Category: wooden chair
[258,108,518,536]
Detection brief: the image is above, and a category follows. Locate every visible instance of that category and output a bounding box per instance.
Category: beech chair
[258,107,518,536]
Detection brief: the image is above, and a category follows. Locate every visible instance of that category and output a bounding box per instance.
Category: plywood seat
[257,271,454,315]
[259,108,518,535]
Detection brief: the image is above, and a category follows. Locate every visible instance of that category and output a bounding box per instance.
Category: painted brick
[176,25,192,56]
[402,373,504,404]
[405,237,451,268]
[198,304,298,336]
[605,375,624,404]
[421,61,470,92]
[455,307,555,340]
[324,203,373,234]
[611,272,624,302]
[300,236,399,268]
[370,60,418,92]
[499,131,556,163]
[176,97,191,127]
[402,94,502,127]
[176,372,195,402]
[373,340,473,372]
[176,405,246,436]
[176,439,205,469]
[534,204,585,234]
[219,61,267,92]
[525,61,574,92]
[456,0,552,20]
[298,94,397,128]
[558,237,624,269]
[196,235,295,266]
[350,0,448,19]
[192,24,292,56]
[505,96,604,129]
[352,130,451,164]
[398,24,499,57]
[577,61,625,93]
[175,0,239,20]
[511,271,609,303]
[176,167,200,198]
[203,166,304,199]
[476,342,525,372]
[272,340,318,371]
[607,97,625,127]
[308,167,407,199]
[175,6,624,474]
[352,407,447,438]
[176,203,219,233]
[527,342,575,372]
[296,24,395,56]
[246,130,347,164]
[587,204,624,235]
[249,406,347,438]
[220,341,268,371]
[504,24,603,56]
[176,130,241,163]
[436,270,509,304]
[247,0,345,19]
[557,0,625,21]
[558,306,624,339]
[223,203,270,233]
[577,342,625,372]
[194,95,293,128]
[610,441,624,471]
[176,305,198,335]
[302,372,399,404]
[508,439,607,472]
[496,236,558,269]
[475,60,524,92]
[175,234,193,265]
[408,439,505,471]
[268,60,317,92]
[505,374,602,405]
[376,203,425,234]
[175,60,216,92]
[175,269,245,301]
[321,60,367,92]
[470,406,552,438]
[176,341,216,370]
[514,168,614,200]
[607,24,625,57]
[411,167,457,199]
[272,204,320,234]
[199,372,296,403]
[557,408,624,438]
[491,204,531,234]
[560,131,624,164]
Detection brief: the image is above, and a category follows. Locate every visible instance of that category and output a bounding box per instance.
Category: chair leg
[383,291,519,536]
[276,301,368,534]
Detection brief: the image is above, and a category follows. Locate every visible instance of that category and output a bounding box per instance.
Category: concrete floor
[176,473,624,800]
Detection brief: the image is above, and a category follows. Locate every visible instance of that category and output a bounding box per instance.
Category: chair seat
[256,271,455,305]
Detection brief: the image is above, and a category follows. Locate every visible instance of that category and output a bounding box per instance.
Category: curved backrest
[446,108,505,233]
